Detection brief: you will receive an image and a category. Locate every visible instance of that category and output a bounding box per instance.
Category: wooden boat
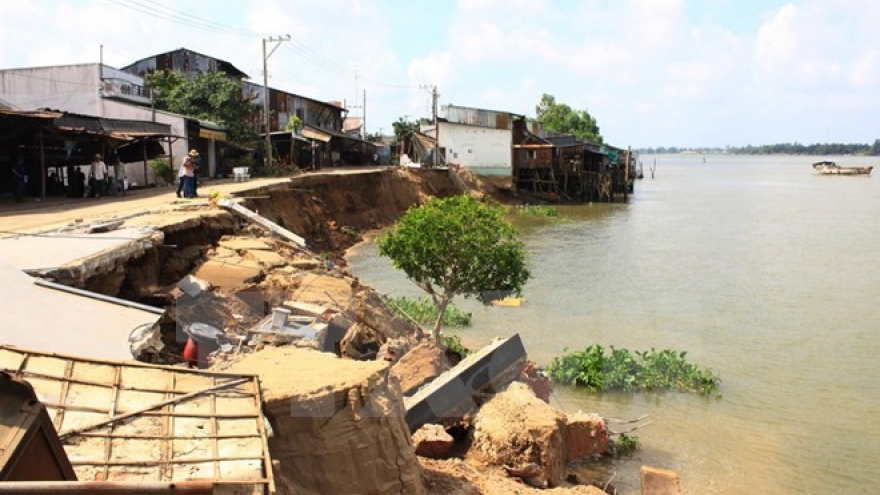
[812,161,873,175]
[490,297,525,307]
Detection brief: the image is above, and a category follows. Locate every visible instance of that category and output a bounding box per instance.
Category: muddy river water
[348,154,880,495]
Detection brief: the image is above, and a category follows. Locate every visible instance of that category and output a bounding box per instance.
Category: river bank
[2,166,635,495]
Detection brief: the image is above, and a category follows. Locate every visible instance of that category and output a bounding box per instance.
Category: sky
[1,0,878,148]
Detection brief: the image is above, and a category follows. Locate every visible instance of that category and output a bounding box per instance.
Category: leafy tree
[284,115,303,134]
[535,93,603,143]
[377,195,531,341]
[391,116,420,145]
[146,70,259,147]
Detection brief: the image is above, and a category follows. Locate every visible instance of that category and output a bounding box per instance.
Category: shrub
[149,158,174,185]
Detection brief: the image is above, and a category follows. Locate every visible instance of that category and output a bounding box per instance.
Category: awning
[199,128,227,141]
[197,118,227,141]
[302,126,332,142]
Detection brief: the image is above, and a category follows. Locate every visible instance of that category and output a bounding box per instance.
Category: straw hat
[188,149,200,157]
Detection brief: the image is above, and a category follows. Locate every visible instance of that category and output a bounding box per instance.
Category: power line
[102,0,260,38]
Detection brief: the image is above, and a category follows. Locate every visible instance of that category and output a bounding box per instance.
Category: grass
[383,295,472,327]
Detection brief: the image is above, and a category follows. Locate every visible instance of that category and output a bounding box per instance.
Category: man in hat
[181,149,199,198]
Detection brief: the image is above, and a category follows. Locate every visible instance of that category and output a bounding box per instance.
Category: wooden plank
[220,199,306,247]
[403,334,527,432]
[58,378,251,439]
[102,366,123,481]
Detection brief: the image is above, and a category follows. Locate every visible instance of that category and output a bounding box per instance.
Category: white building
[426,104,524,169]
[0,63,224,185]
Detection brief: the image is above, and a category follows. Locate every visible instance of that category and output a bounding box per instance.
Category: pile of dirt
[420,457,607,495]
[225,346,424,495]
[467,383,568,488]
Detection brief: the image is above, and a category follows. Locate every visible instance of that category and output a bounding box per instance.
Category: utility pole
[432,85,439,168]
[262,35,291,169]
[362,89,366,140]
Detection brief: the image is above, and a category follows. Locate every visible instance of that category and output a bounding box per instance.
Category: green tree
[146,70,259,147]
[535,93,603,143]
[391,116,420,145]
[377,195,531,341]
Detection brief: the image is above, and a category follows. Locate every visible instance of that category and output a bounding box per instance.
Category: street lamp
[262,35,291,169]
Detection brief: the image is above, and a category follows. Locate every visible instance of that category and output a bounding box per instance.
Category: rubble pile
[467,382,569,488]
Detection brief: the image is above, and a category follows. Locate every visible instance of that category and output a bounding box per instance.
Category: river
[346,154,880,495]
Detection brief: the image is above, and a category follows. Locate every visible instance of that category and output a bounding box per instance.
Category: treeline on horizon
[639,139,880,156]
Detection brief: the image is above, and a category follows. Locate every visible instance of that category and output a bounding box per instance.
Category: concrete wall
[0,63,222,186]
[439,123,512,168]
[0,63,101,113]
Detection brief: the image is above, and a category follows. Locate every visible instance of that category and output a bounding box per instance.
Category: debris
[468,382,567,488]
[391,341,452,396]
[565,412,609,461]
[220,199,306,246]
[413,424,455,459]
[404,334,527,432]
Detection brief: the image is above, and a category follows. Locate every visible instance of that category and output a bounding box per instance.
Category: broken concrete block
[246,249,287,267]
[391,342,452,396]
[519,360,551,403]
[218,237,272,251]
[193,258,263,289]
[641,466,682,495]
[404,334,527,432]
[565,412,609,461]
[177,274,212,297]
[413,424,454,459]
[467,382,567,488]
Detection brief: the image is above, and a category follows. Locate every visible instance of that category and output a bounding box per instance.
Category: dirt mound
[467,383,567,488]
[226,346,424,495]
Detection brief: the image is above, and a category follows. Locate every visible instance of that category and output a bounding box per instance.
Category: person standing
[89,153,107,197]
[175,157,187,198]
[11,156,27,202]
[182,150,199,198]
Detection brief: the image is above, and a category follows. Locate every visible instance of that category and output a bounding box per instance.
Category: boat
[812,161,873,175]
[490,297,525,307]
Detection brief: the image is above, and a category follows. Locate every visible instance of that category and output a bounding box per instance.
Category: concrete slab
[0,226,157,272]
[0,260,160,360]
[246,249,287,267]
[218,237,272,251]
[193,257,263,289]
[403,334,527,432]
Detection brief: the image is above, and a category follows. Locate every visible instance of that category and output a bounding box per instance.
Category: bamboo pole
[0,480,215,494]
[58,377,250,438]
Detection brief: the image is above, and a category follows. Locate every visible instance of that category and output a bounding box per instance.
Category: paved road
[0,177,290,234]
[0,167,393,234]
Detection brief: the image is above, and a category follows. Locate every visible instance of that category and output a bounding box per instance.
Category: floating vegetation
[611,433,639,457]
[383,295,472,327]
[515,204,559,217]
[546,345,721,397]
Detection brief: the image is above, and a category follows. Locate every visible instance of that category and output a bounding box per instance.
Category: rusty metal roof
[0,346,276,495]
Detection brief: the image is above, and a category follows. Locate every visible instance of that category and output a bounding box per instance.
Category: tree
[535,93,603,143]
[377,195,531,341]
[146,70,260,147]
[391,116,420,145]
